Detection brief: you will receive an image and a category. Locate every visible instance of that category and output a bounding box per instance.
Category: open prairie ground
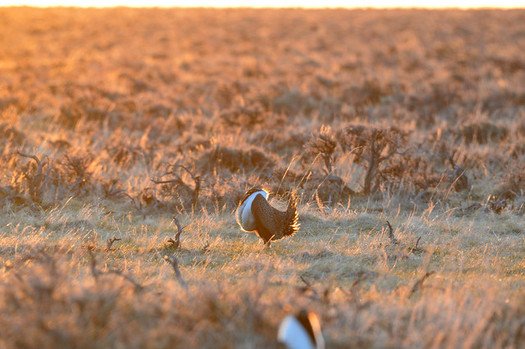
[0,7,524,348]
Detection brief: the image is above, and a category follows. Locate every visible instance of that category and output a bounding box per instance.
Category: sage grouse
[278,310,325,349]
[236,187,299,245]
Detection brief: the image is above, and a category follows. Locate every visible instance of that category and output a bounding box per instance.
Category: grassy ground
[0,7,524,348]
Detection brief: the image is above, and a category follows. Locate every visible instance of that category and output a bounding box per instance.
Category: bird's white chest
[236,190,268,232]
[278,315,317,349]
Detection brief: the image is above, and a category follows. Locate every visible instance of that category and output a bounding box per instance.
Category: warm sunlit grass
[0,7,524,348]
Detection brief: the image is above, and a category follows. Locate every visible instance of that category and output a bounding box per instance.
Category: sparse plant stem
[165,255,188,291]
[87,247,143,291]
[167,217,185,249]
[409,271,435,297]
[386,220,399,245]
[105,237,122,252]
[152,164,201,210]
[305,125,337,175]
[364,140,379,195]
[339,126,404,195]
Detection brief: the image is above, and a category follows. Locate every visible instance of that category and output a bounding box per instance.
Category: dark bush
[304,125,338,174]
[456,122,509,144]
[197,145,277,174]
[0,123,25,145]
[338,125,406,194]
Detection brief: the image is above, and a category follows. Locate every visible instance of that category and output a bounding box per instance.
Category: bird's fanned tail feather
[251,191,300,243]
[283,191,299,237]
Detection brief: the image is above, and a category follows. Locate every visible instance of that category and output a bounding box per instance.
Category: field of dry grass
[0,7,524,348]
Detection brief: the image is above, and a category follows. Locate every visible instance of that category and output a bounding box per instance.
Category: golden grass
[0,7,524,348]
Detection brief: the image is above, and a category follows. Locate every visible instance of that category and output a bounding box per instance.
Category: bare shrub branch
[165,255,188,290]
[408,237,423,255]
[62,154,93,195]
[86,246,99,281]
[14,151,51,204]
[104,268,144,292]
[15,150,41,165]
[105,237,122,252]
[298,275,321,300]
[87,246,143,291]
[167,217,185,249]
[152,164,201,209]
[305,125,338,174]
[338,125,406,194]
[447,154,469,192]
[386,220,399,245]
[409,271,435,297]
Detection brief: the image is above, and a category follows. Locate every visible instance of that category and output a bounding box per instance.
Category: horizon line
[2,1,524,10]
[2,5,524,9]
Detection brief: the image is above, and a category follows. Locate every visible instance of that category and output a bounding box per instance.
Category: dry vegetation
[0,7,524,348]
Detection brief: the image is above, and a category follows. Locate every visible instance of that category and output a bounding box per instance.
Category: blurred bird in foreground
[236,187,299,246]
[278,310,325,349]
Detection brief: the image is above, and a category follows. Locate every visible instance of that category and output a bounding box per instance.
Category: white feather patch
[236,190,268,232]
[278,315,315,349]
